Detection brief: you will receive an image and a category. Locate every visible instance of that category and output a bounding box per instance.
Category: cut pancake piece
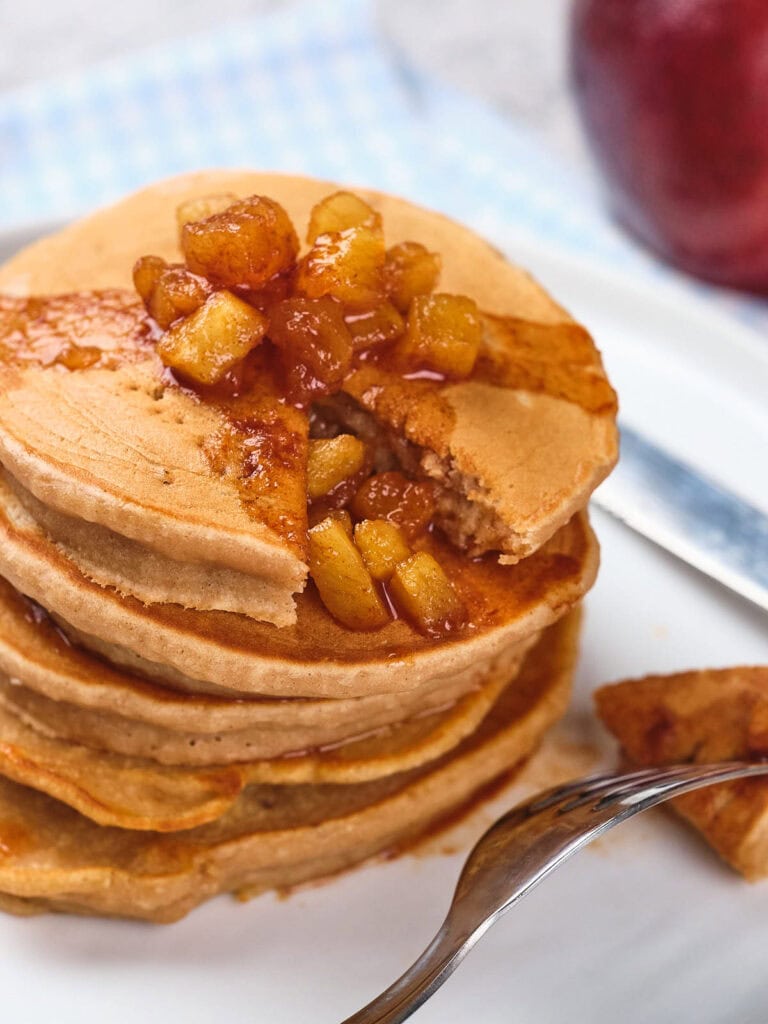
[0,612,579,922]
[0,468,597,697]
[335,323,616,563]
[596,667,768,880]
[0,631,532,829]
[0,578,538,758]
[0,295,308,599]
[0,170,617,566]
[2,469,297,623]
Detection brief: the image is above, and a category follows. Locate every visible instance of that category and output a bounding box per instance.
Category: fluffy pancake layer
[0,170,617,587]
[0,577,540,760]
[0,468,597,697]
[0,642,521,829]
[0,613,579,922]
[0,293,308,618]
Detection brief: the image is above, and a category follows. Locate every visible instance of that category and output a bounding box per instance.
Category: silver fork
[342,760,768,1024]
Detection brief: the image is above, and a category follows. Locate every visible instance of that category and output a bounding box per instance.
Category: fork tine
[554,763,705,814]
[526,764,684,814]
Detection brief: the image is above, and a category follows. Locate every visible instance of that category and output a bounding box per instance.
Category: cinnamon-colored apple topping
[129,190,506,635]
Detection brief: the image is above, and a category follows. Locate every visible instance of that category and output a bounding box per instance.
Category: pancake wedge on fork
[0,172,617,921]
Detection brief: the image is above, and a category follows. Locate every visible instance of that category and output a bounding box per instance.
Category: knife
[591,423,768,613]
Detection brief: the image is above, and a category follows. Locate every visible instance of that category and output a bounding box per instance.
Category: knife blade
[591,423,768,613]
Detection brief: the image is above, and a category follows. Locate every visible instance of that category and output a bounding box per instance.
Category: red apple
[570,0,768,294]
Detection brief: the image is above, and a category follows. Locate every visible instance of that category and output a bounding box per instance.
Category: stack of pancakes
[0,173,617,922]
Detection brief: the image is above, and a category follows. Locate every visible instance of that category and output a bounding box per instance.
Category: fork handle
[340,915,480,1024]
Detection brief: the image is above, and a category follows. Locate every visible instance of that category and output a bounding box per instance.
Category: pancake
[0,577,539,759]
[0,638,526,829]
[0,612,578,922]
[0,292,308,616]
[597,666,768,881]
[0,467,597,696]
[0,170,617,577]
[3,468,297,621]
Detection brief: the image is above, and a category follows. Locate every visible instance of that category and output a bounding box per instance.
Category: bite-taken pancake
[0,613,579,922]
[0,171,617,628]
[597,667,768,880]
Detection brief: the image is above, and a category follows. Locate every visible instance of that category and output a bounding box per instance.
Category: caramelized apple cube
[133,255,167,305]
[327,509,353,535]
[295,225,386,311]
[308,507,355,533]
[134,257,211,329]
[150,267,211,330]
[346,301,404,351]
[176,193,238,237]
[182,195,298,290]
[308,435,368,500]
[398,294,482,378]
[354,519,411,581]
[269,297,353,405]
[157,291,267,385]
[384,242,441,313]
[351,472,436,539]
[389,552,467,636]
[306,191,382,244]
[308,516,390,630]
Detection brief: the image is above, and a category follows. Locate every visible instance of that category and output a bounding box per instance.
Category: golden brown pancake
[596,666,768,880]
[0,612,579,922]
[0,467,597,697]
[0,577,539,760]
[3,468,297,621]
[0,171,617,578]
[0,292,308,617]
[0,643,524,829]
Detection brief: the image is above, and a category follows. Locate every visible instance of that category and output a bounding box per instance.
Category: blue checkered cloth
[1,0,766,331]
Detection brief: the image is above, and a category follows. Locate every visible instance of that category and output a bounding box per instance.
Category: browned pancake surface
[0,171,617,569]
[0,612,579,921]
[597,666,768,880]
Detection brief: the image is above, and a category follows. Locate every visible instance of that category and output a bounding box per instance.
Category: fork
[341,760,768,1024]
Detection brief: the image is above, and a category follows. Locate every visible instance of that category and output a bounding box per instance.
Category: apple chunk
[353,520,411,581]
[295,225,386,311]
[157,291,267,385]
[182,195,298,290]
[307,435,368,500]
[308,516,390,630]
[384,241,441,313]
[306,191,382,244]
[389,552,467,636]
[398,293,482,378]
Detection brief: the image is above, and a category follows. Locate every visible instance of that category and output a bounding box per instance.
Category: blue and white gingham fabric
[1,0,767,331]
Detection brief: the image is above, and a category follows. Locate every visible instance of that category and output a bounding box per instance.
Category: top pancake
[0,170,617,577]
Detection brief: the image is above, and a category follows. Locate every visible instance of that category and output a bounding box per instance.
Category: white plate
[1,225,767,1024]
